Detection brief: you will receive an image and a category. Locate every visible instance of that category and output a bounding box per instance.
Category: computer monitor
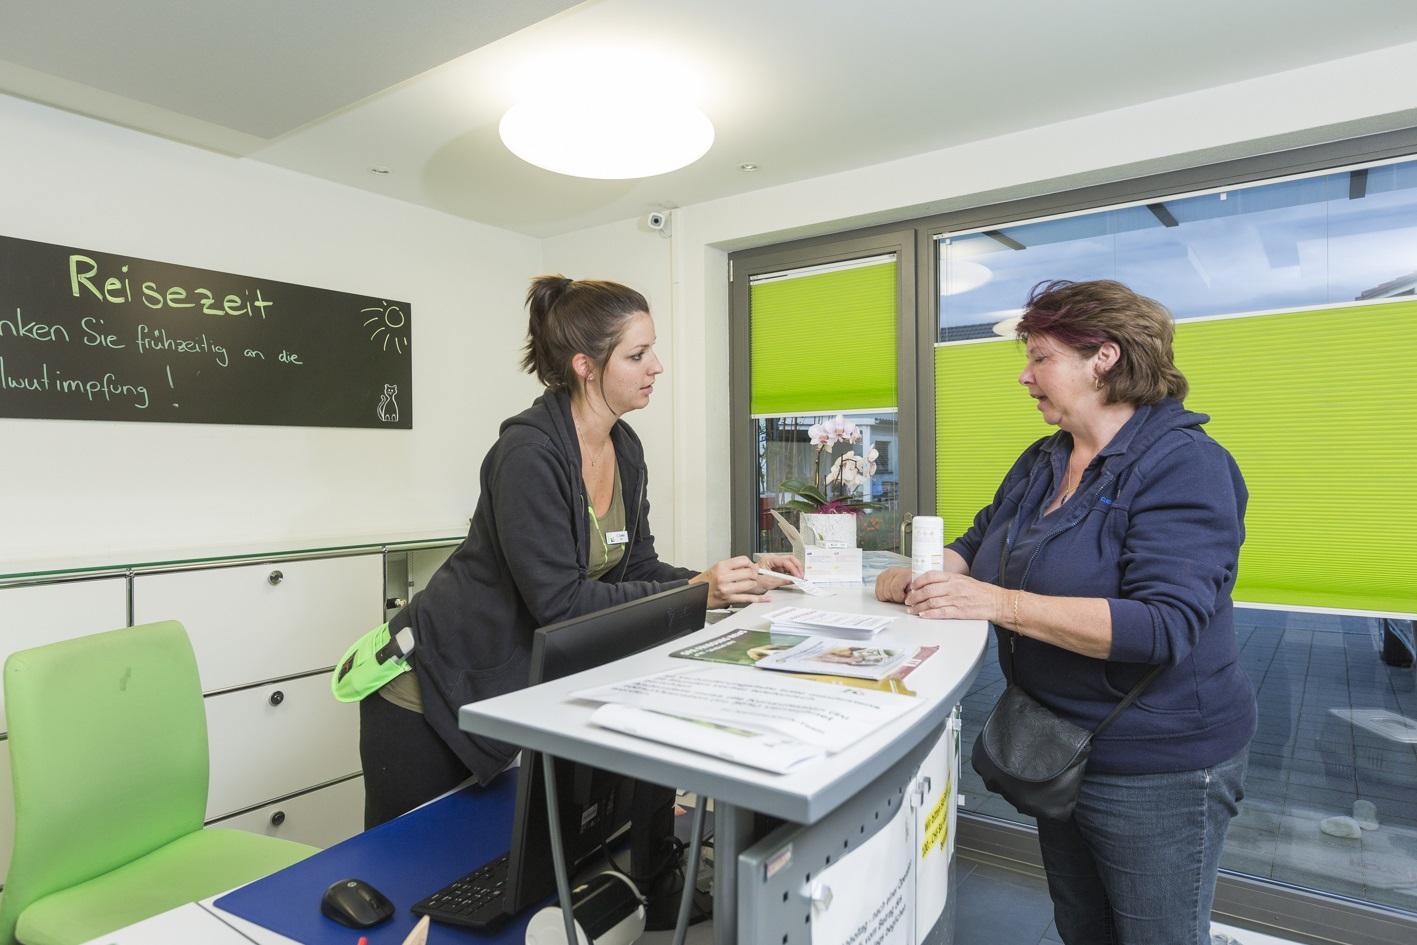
[416,582,708,930]
[504,582,708,917]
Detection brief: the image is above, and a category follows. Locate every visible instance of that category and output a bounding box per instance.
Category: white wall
[0,95,542,566]
[539,218,685,565]
[9,38,1417,571]
[548,41,1417,569]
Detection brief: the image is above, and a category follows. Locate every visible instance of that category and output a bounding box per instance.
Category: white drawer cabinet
[0,577,128,733]
[205,674,360,820]
[208,776,365,849]
[133,555,383,692]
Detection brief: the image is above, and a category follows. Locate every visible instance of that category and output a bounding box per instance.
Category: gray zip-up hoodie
[391,389,695,782]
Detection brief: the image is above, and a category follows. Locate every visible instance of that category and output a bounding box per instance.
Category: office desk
[459,586,988,945]
[79,901,271,945]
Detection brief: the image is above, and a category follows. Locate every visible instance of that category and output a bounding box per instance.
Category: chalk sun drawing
[362,301,409,354]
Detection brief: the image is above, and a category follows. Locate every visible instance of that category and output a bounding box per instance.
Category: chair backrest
[0,621,209,945]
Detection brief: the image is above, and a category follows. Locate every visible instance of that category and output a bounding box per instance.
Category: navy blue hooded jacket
[949,399,1256,774]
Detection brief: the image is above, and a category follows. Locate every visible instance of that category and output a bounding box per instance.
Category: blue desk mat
[215,772,538,945]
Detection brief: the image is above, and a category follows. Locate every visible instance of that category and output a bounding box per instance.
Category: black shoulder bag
[970,526,1163,821]
[970,639,1162,821]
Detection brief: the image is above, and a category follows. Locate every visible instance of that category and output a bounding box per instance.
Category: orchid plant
[778,414,881,515]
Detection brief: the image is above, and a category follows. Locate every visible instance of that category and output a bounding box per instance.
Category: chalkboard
[0,234,412,429]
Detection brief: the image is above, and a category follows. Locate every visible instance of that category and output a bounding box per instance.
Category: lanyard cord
[588,501,610,564]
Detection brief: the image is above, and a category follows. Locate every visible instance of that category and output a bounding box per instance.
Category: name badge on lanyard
[606,530,630,546]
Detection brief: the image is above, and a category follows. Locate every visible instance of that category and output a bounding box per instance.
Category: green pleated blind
[935,300,1417,614]
[750,258,898,415]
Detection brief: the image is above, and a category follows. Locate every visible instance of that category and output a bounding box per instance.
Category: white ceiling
[5,0,1417,237]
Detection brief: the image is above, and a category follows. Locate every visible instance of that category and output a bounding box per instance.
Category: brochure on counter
[670,627,937,695]
[576,664,921,772]
[756,637,911,681]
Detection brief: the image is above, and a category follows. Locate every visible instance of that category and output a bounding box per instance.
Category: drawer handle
[269,690,285,707]
[270,810,286,827]
[267,569,284,586]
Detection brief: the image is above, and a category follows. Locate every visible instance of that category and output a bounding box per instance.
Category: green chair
[0,621,317,945]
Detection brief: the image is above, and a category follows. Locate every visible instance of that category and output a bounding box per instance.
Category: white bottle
[912,515,945,579]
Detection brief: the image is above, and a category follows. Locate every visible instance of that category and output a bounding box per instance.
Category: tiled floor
[954,857,1060,945]
[957,607,1417,914]
[953,856,1301,945]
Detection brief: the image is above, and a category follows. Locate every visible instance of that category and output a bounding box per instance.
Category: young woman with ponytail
[357,275,801,826]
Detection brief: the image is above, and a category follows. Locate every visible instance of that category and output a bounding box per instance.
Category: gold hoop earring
[1093,374,1105,391]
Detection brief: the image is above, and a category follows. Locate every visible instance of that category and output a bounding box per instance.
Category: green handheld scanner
[331,624,415,702]
[375,627,416,666]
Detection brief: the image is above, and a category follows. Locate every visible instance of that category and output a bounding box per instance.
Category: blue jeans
[1036,749,1247,945]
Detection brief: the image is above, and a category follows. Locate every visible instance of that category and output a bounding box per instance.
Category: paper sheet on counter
[572,664,919,753]
[589,703,825,773]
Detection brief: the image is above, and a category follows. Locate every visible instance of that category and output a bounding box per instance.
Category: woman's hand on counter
[692,555,783,608]
[904,571,1007,622]
[875,566,912,603]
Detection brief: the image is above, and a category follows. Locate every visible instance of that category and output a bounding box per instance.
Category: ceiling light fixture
[369,165,391,175]
[500,94,713,179]
[942,259,993,296]
[498,48,714,180]
[739,162,759,172]
[991,315,1022,337]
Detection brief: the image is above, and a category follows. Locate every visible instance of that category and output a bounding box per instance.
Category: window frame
[729,227,920,555]
[729,125,1417,944]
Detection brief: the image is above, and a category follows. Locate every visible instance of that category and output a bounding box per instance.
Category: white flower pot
[801,512,857,548]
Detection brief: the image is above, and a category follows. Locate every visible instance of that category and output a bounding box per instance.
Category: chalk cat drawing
[377,384,400,423]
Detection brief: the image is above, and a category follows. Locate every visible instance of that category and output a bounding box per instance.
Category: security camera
[646,211,668,232]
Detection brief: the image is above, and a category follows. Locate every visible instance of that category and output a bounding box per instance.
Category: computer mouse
[320,877,395,928]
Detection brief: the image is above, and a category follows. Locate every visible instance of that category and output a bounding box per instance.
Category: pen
[758,568,829,594]
[401,915,431,945]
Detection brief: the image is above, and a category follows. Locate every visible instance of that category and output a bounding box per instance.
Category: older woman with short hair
[878,279,1254,945]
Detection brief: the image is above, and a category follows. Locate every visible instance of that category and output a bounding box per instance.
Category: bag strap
[1091,662,1165,736]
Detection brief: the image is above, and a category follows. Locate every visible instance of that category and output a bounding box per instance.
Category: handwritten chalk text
[0,355,150,409]
[0,308,70,344]
[134,324,229,367]
[69,254,273,318]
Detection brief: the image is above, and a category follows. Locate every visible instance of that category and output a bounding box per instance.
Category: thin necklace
[1058,466,1083,504]
[579,435,611,468]
[572,414,611,469]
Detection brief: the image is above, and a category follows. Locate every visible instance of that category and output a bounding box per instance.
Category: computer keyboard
[410,852,513,929]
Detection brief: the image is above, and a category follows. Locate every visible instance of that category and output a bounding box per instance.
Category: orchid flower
[828,414,862,443]
[778,417,880,517]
